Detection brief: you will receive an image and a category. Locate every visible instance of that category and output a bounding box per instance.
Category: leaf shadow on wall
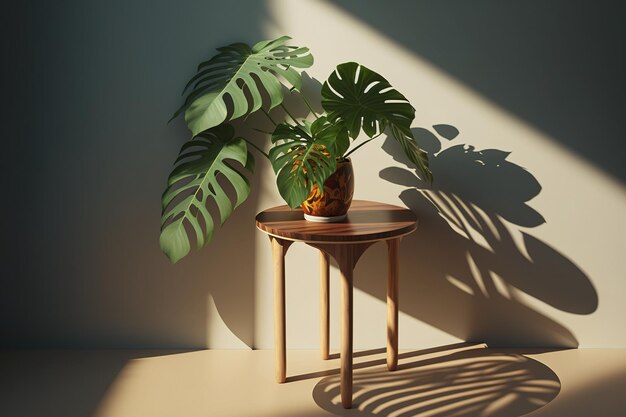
[360,126,598,347]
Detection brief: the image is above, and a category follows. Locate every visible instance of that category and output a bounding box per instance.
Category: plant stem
[261,108,277,127]
[244,139,270,159]
[280,103,302,126]
[344,133,384,158]
[299,92,319,119]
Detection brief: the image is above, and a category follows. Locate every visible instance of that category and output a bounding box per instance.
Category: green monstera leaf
[172,36,313,137]
[269,117,343,208]
[321,62,432,182]
[160,125,254,263]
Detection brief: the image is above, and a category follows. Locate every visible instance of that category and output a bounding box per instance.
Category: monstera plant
[161,36,432,263]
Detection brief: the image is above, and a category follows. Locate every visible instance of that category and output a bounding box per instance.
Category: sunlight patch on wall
[446,275,475,296]
[207,294,250,349]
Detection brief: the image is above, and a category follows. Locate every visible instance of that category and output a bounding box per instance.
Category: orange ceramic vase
[302,159,354,222]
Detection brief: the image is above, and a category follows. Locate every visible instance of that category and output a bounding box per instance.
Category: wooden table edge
[255,224,417,244]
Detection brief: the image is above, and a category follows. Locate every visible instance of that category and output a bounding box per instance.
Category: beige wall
[245,0,625,349]
[3,0,624,349]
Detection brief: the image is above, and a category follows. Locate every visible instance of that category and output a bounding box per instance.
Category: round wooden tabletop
[255,200,417,243]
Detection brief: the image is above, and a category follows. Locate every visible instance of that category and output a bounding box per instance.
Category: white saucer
[303,213,347,223]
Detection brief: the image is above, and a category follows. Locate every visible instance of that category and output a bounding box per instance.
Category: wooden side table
[256,200,417,408]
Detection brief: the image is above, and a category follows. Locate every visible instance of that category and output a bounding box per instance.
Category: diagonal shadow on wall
[330,0,626,184]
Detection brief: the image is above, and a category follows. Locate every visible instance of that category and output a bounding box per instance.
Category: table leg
[337,246,355,409]
[307,242,371,409]
[387,238,400,371]
[271,237,291,383]
[320,251,330,360]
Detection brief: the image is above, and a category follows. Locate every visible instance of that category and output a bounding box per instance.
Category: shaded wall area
[0,0,270,348]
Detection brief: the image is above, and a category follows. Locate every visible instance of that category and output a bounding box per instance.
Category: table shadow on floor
[313,347,560,417]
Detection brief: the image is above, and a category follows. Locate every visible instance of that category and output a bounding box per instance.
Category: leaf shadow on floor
[312,343,561,417]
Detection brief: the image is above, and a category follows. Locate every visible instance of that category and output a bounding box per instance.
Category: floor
[1,344,625,417]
